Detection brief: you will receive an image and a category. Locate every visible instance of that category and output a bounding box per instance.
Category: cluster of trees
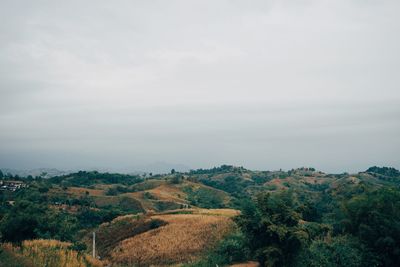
[198,183,400,267]
[236,192,309,266]
[0,170,29,181]
[49,171,144,186]
[183,186,225,208]
[0,180,127,244]
[189,165,246,175]
[366,166,400,179]
[105,185,132,195]
[200,175,253,197]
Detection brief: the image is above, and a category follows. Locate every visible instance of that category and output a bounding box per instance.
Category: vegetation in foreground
[0,165,399,266]
[110,211,235,266]
[0,239,102,267]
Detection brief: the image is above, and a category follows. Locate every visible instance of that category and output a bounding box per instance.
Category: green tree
[235,191,308,266]
[294,236,363,267]
[339,188,400,266]
[170,175,181,184]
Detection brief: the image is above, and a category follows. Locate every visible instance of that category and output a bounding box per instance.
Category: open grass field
[48,186,106,197]
[160,208,240,217]
[67,187,105,196]
[147,184,188,203]
[109,210,237,266]
[84,215,166,259]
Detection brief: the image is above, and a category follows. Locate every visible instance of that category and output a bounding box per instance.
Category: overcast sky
[0,0,399,173]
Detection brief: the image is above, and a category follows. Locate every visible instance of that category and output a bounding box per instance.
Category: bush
[338,188,400,266]
[294,236,363,267]
[183,186,225,209]
[235,191,308,267]
[69,242,87,252]
[143,191,157,200]
[188,231,249,266]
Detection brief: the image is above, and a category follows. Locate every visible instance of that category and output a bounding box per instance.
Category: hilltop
[0,165,399,266]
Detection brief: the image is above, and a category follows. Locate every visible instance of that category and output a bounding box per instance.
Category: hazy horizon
[1,162,398,176]
[1,0,399,173]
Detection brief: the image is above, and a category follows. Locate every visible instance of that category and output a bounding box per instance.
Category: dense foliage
[1,166,399,266]
[186,166,400,267]
[0,173,140,244]
[235,191,310,266]
[49,171,143,186]
[366,166,400,178]
[208,184,400,266]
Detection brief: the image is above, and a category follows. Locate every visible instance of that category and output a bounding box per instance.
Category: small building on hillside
[0,180,27,191]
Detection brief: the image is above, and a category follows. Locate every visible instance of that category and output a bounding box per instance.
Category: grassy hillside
[1,165,399,266]
[82,214,167,259]
[109,209,236,266]
[0,240,102,267]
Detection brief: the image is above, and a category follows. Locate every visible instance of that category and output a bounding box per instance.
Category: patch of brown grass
[265,178,292,189]
[2,239,103,267]
[110,213,234,266]
[92,195,120,206]
[67,187,105,196]
[191,208,240,217]
[121,192,156,210]
[147,184,188,203]
[160,208,240,217]
[84,215,166,259]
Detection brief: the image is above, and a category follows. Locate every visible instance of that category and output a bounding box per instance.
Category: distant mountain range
[0,168,72,178]
[0,162,191,178]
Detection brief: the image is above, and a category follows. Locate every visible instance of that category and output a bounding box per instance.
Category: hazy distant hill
[0,168,72,178]
[136,161,190,174]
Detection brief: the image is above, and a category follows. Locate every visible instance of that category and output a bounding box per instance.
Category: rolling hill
[0,165,399,266]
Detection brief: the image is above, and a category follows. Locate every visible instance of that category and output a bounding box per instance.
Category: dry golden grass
[265,178,290,189]
[104,180,232,212]
[122,183,188,211]
[230,261,260,267]
[2,239,103,267]
[93,184,117,190]
[0,243,35,267]
[67,187,105,196]
[110,213,140,223]
[110,213,235,266]
[190,208,240,217]
[92,195,120,206]
[147,184,188,203]
[160,208,240,217]
[122,192,156,210]
[83,215,166,260]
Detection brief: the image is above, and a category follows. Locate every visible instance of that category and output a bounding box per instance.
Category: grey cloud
[0,0,399,173]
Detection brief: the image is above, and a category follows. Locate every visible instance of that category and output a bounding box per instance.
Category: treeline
[49,171,144,186]
[0,180,128,246]
[189,165,246,175]
[195,183,400,267]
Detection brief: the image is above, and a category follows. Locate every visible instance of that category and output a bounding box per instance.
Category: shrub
[294,236,363,267]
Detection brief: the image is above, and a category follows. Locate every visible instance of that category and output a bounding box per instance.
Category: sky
[0,0,399,173]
